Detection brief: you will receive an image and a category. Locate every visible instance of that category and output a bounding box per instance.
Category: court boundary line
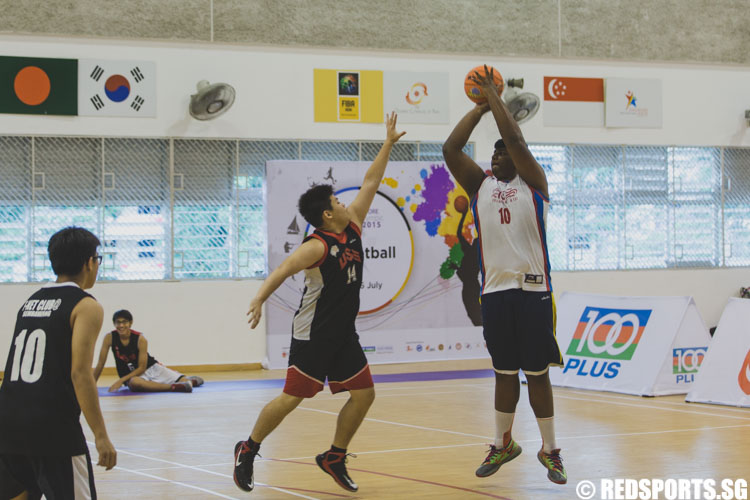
[112,465,241,500]
[89,442,326,500]
[128,421,750,474]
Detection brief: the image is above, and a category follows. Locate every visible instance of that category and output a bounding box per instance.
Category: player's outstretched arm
[70,297,117,470]
[247,238,326,329]
[92,333,112,382]
[470,65,548,197]
[347,111,406,228]
[443,104,490,199]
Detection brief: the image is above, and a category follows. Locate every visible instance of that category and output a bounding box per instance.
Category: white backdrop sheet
[264,160,486,368]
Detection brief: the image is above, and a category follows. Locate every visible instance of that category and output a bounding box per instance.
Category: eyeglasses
[94,255,103,265]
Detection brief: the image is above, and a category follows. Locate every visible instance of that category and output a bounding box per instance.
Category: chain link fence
[0,137,469,282]
[1,136,747,282]
[529,144,744,271]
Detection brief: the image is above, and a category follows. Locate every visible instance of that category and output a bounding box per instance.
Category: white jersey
[471,174,551,294]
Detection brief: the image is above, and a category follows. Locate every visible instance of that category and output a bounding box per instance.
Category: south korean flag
[78,59,156,117]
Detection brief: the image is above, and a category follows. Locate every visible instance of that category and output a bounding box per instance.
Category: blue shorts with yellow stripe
[481,288,564,375]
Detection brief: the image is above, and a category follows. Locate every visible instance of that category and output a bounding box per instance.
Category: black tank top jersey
[292,222,363,341]
[110,330,157,378]
[0,283,93,456]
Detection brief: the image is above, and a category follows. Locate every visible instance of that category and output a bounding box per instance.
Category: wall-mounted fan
[189,80,236,120]
[504,78,540,124]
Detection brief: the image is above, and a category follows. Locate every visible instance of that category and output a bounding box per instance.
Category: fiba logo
[738,348,750,396]
[566,307,652,361]
[563,307,652,379]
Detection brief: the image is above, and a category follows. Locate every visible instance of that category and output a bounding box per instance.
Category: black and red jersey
[292,222,363,341]
[110,330,157,378]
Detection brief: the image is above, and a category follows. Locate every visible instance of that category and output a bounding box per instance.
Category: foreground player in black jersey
[0,227,116,500]
[233,112,405,494]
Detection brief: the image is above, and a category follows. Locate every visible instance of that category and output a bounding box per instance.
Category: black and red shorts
[284,334,373,398]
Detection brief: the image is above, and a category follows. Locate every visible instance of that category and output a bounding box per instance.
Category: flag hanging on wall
[543,76,604,127]
[78,59,156,117]
[0,56,78,115]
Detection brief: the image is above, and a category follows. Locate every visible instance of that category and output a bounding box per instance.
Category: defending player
[233,112,405,493]
[0,227,117,499]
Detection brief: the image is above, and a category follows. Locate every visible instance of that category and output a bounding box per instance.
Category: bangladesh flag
[0,56,77,115]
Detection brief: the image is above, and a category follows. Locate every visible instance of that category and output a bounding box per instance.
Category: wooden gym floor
[88,359,749,499]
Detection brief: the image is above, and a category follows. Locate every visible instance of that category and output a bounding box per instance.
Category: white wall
[1,35,749,155]
[1,35,749,367]
[0,280,266,370]
[554,268,745,330]
[0,269,743,369]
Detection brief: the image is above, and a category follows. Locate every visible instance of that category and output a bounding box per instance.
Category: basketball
[464,65,504,104]
[454,195,469,214]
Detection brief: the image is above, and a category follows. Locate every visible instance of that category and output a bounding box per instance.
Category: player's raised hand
[247,298,263,329]
[385,111,406,145]
[469,65,500,94]
[96,435,117,470]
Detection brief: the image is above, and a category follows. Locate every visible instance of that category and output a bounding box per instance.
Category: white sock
[536,416,558,453]
[494,411,515,448]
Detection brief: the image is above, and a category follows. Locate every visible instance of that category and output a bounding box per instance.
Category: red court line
[269,458,513,499]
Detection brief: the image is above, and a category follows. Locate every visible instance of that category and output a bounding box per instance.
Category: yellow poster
[314,69,383,123]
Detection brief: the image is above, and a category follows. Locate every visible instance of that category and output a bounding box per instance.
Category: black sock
[330,445,346,454]
[246,437,260,451]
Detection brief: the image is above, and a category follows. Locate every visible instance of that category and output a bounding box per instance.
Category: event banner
[605,78,662,128]
[549,292,710,396]
[264,160,487,369]
[687,298,750,407]
[383,72,449,124]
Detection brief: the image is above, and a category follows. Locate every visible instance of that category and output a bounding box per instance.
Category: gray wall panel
[1,0,749,65]
[561,0,750,64]
[0,0,211,41]
[213,0,559,57]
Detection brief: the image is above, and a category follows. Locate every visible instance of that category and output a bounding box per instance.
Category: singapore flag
[543,76,604,127]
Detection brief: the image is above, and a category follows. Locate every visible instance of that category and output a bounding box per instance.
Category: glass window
[669,147,720,267]
[0,136,31,282]
[0,136,746,282]
[569,145,622,270]
[102,138,170,280]
[723,148,750,266]
[172,139,235,279]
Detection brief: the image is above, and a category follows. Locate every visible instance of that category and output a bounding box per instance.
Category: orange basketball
[454,195,469,214]
[464,65,504,104]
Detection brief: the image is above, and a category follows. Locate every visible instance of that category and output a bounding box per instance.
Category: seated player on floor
[93,309,204,393]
